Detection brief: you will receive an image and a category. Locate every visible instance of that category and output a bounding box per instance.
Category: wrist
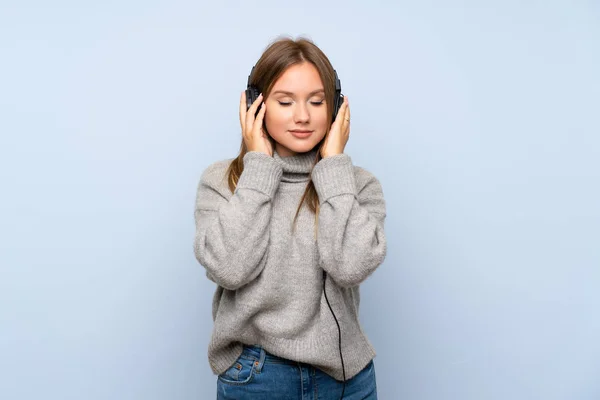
[321,150,343,158]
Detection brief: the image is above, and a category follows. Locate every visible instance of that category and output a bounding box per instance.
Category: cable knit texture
[193,147,387,381]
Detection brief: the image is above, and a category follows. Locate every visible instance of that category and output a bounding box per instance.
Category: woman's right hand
[240,91,273,156]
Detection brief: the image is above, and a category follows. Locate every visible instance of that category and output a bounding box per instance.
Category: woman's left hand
[320,96,350,158]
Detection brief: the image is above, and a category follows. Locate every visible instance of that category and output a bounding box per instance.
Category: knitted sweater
[193,148,387,381]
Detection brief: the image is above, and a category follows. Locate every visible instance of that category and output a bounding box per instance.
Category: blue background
[1,1,599,399]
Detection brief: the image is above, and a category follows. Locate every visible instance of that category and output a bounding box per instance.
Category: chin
[284,140,320,153]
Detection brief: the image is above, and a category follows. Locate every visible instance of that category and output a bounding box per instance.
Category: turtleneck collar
[273,148,319,183]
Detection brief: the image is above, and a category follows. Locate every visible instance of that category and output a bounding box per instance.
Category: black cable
[323,270,346,399]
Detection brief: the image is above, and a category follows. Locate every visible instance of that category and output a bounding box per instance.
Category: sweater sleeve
[193,151,282,290]
[311,154,387,288]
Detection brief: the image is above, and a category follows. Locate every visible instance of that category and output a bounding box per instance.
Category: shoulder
[198,157,234,191]
[352,164,383,193]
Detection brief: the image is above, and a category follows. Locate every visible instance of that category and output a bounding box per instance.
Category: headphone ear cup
[246,86,261,117]
[332,93,343,122]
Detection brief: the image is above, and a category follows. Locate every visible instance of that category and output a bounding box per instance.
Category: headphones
[245,65,344,122]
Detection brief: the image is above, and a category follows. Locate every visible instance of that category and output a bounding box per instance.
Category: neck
[273,148,319,183]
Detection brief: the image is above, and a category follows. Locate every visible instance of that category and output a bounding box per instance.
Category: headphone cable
[323,270,346,399]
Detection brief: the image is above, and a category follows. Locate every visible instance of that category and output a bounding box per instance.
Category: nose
[293,102,309,123]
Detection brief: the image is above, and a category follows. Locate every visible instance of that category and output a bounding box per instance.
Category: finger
[253,102,266,136]
[245,93,263,131]
[331,109,343,131]
[342,96,349,117]
[239,91,246,132]
[345,97,350,120]
[335,96,349,124]
[339,98,350,129]
[344,100,350,124]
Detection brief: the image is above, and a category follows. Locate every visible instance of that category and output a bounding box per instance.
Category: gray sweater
[193,148,387,381]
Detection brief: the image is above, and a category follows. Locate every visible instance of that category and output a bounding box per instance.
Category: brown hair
[226,36,338,232]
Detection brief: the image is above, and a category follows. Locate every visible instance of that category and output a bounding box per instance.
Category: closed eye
[278,101,324,106]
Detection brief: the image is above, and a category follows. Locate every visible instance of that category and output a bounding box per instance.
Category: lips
[289,130,313,138]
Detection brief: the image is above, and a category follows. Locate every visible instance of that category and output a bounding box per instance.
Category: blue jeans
[216,344,377,399]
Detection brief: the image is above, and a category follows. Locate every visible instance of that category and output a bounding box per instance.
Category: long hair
[226,36,338,232]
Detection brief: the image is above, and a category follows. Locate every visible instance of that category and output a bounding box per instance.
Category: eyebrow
[271,89,325,96]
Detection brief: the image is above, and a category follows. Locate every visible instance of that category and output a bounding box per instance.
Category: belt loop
[254,346,267,373]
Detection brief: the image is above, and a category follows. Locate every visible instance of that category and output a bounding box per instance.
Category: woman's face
[264,62,329,157]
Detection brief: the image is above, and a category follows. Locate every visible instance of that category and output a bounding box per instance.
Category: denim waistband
[242,344,300,366]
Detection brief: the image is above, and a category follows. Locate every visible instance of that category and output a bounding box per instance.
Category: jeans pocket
[218,355,256,386]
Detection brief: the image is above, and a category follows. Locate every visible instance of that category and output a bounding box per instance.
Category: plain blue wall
[1,1,599,399]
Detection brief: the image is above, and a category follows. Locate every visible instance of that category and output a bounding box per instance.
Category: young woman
[194,37,387,399]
